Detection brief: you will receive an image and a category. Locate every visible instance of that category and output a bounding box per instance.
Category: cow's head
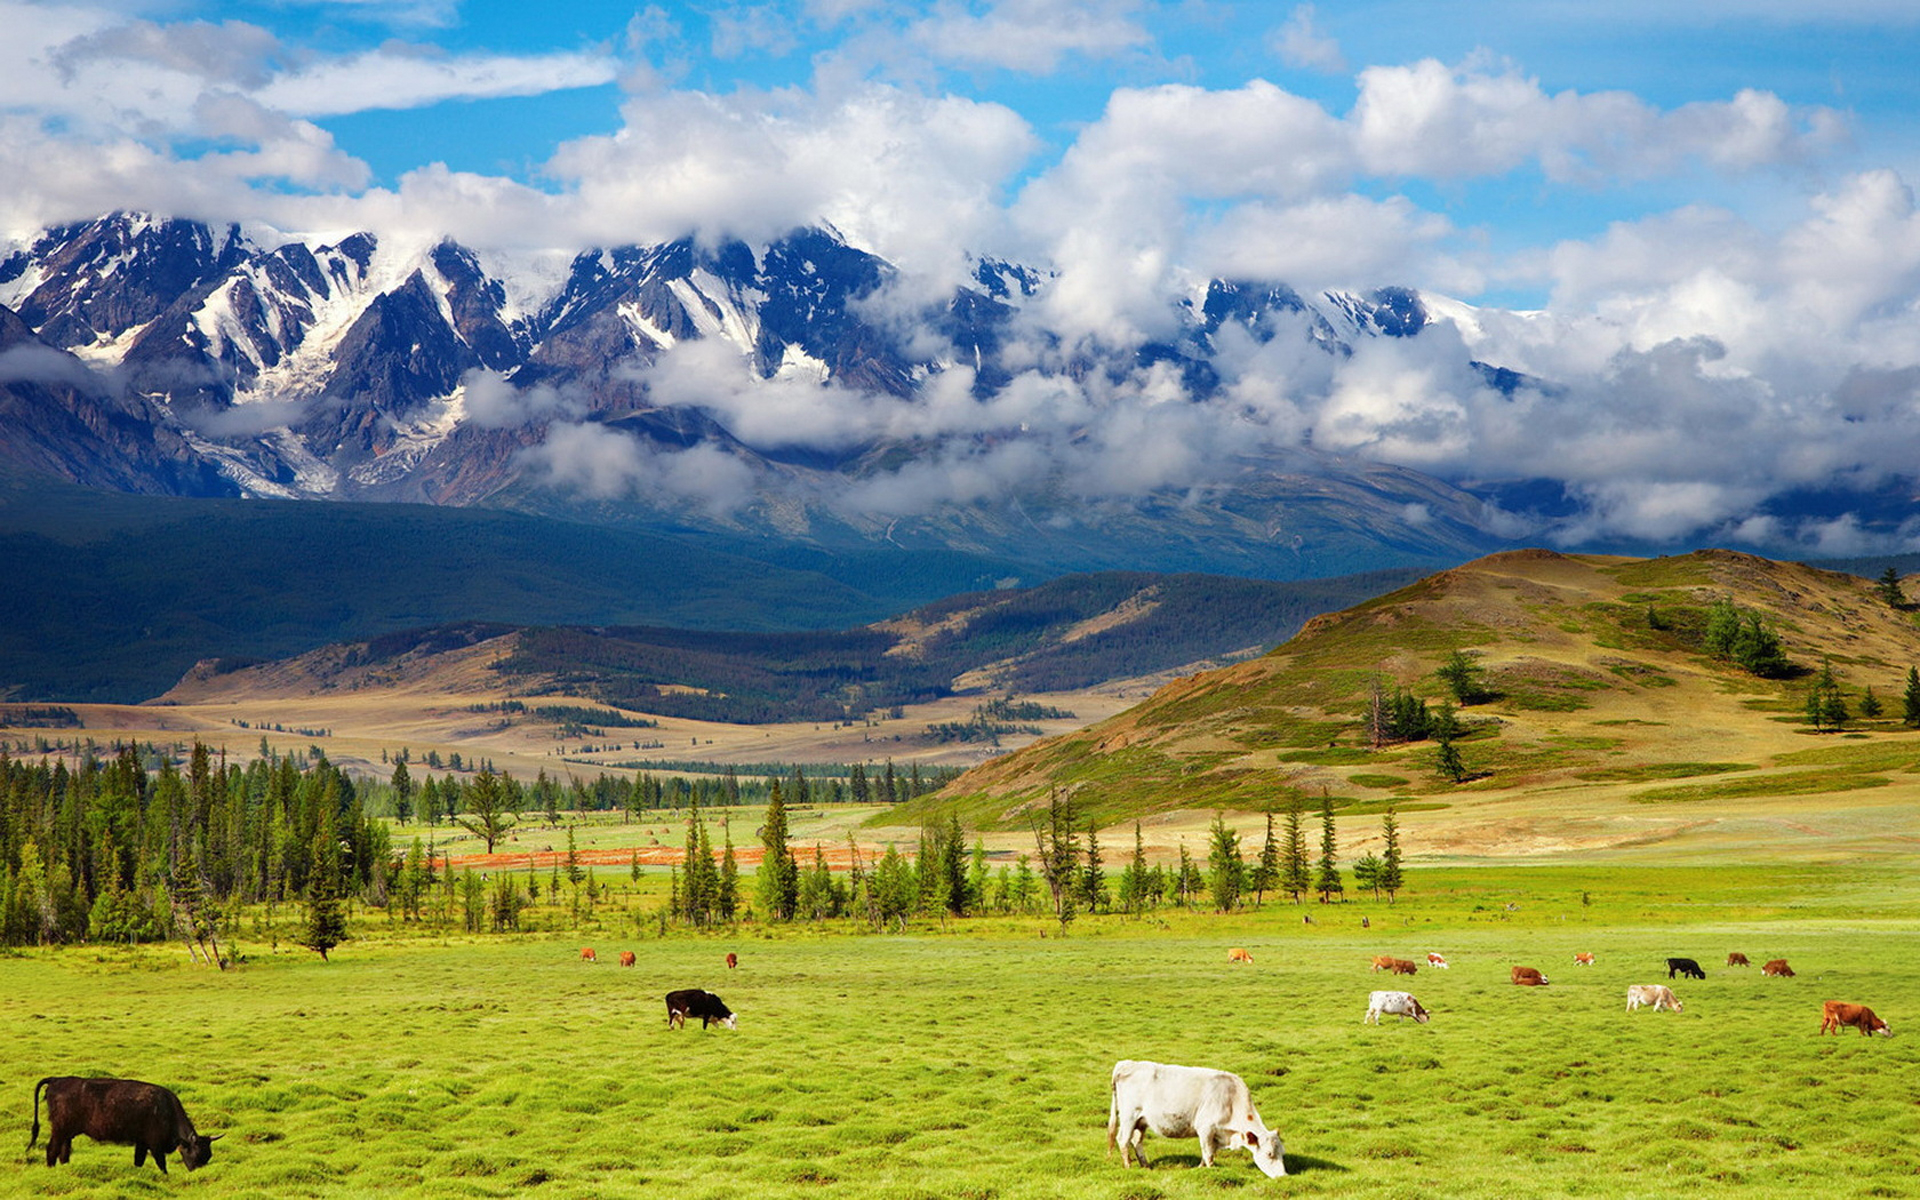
[1242,1124,1287,1178]
[720,1014,738,1030]
[180,1133,220,1171]
[1413,1002,1431,1024]
[1871,1018,1892,1037]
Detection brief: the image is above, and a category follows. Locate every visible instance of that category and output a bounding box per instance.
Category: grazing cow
[1763,959,1795,978]
[1626,984,1684,1013]
[1388,958,1418,976]
[1573,952,1595,966]
[666,988,737,1030]
[618,951,636,968]
[1666,957,1706,981]
[1820,1001,1891,1037]
[725,952,738,970]
[1106,1060,1286,1178]
[1365,990,1431,1024]
[1370,955,1395,972]
[1427,953,1450,969]
[1511,966,1549,986]
[30,1077,220,1173]
[1727,952,1751,967]
[580,947,597,962]
[1227,947,1254,964]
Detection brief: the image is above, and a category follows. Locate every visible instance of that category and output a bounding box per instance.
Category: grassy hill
[898,549,1920,852]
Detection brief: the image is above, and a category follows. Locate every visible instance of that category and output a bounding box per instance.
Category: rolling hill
[899,549,1920,860]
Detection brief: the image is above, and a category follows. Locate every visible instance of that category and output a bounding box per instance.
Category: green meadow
[3,865,1916,1200]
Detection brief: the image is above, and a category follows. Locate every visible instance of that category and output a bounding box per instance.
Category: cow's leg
[153,1148,169,1174]
[1127,1124,1148,1168]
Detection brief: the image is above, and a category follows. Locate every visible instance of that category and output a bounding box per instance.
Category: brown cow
[725,952,738,969]
[618,951,636,968]
[30,1077,220,1173]
[1573,952,1595,966]
[1820,1001,1891,1037]
[580,947,596,962]
[1727,952,1750,967]
[1511,966,1549,986]
[1763,958,1795,978]
[1388,958,1418,976]
[1227,947,1254,963]
[1370,955,1395,972]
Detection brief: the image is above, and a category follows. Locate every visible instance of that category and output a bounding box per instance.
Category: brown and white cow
[580,947,596,962]
[30,1077,220,1173]
[618,951,636,968]
[1763,959,1795,977]
[1627,984,1683,1013]
[1511,966,1549,986]
[1573,952,1595,966]
[1366,990,1431,1024]
[1727,952,1751,967]
[1107,1060,1286,1177]
[1370,955,1395,972]
[1820,1002,1890,1036]
[1426,952,1450,969]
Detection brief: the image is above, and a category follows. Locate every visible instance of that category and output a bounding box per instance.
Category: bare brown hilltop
[891,549,1920,863]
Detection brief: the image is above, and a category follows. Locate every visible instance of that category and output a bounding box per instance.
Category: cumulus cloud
[520,421,759,516]
[906,0,1152,74]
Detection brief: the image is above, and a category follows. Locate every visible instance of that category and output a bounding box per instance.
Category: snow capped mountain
[0,211,1531,576]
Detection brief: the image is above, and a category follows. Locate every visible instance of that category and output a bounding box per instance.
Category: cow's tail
[27,1077,51,1152]
[1105,1071,1119,1157]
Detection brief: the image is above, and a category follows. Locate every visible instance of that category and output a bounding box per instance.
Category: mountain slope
[903,549,1920,844]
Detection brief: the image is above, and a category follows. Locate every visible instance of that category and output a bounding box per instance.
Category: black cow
[666,988,737,1030]
[30,1076,220,1173]
[1666,957,1707,980]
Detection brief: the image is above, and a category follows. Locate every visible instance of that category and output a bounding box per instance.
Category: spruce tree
[298,807,347,961]
[390,759,413,824]
[1905,667,1920,727]
[1250,812,1280,906]
[1282,796,1310,902]
[1436,649,1486,704]
[1879,566,1906,609]
[1206,813,1243,912]
[756,780,797,920]
[1078,819,1107,914]
[1315,792,1343,903]
[1379,807,1404,902]
[1120,822,1150,914]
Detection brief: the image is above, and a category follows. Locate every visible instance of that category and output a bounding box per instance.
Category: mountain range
[0,211,1523,580]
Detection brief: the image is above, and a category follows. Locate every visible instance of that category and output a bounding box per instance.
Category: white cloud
[1272,4,1345,74]
[907,0,1152,74]
[255,47,619,117]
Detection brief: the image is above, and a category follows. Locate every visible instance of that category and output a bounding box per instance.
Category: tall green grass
[3,866,1916,1198]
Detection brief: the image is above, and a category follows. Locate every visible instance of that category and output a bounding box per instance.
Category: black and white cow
[665,988,737,1030]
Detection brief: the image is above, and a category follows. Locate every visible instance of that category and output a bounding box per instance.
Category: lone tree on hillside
[1436,650,1489,705]
[1878,567,1906,609]
[1905,667,1920,728]
[1315,792,1343,903]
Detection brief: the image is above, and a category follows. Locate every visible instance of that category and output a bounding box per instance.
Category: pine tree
[1119,822,1151,915]
[942,812,969,916]
[1352,852,1383,899]
[454,768,515,853]
[1905,667,1920,727]
[1436,649,1486,704]
[1250,812,1279,906]
[1078,819,1107,915]
[756,780,797,920]
[1436,736,1467,783]
[1861,686,1883,720]
[1379,807,1404,902]
[1315,792,1343,903]
[1206,813,1243,912]
[718,819,739,922]
[1281,796,1310,903]
[390,759,413,824]
[299,806,347,960]
[1878,566,1906,609]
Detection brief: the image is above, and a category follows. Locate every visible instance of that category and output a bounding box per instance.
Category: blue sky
[7,1,1920,551]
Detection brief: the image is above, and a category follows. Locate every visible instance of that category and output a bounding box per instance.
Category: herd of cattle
[24,940,1893,1178]
[1114,944,1895,1179]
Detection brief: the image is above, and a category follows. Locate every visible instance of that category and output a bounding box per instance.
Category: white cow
[1107,1060,1286,1178]
[1626,984,1684,1013]
[1426,952,1450,969]
[1365,990,1431,1024]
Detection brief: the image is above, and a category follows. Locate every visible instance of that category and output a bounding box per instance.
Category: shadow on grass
[1282,1153,1349,1174]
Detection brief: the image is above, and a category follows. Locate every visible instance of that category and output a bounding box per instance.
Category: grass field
[3,865,1916,1199]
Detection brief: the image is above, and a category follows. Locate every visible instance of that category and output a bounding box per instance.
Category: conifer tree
[390,759,413,824]
[1281,796,1310,902]
[1206,813,1243,912]
[454,768,515,853]
[1119,822,1151,915]
[756,780,798,920]
[1379,807,1405,902]
[1905,667,1920,727]
[1315,792,1343,903]
[1078,818,1107,915]
[299,806,347,960]
[1250,812,1279,905]
[1878,566,1906,608]
[718,819,740,922]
